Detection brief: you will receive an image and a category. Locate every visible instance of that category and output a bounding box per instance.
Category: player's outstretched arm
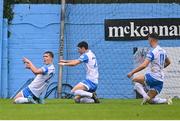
[127,59,150,78]
[23,57,43,75]
[59,60,73,63]
[58,60,81,66]
[164,57,171,68]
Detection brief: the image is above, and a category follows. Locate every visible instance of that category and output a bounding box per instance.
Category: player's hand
[58,62,65,66]
[127,72,133,78]
[24,62,31,69]
[23,57,31,63]
[23,57,31,69]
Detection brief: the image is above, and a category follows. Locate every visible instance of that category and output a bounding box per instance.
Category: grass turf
[0,99,180,120]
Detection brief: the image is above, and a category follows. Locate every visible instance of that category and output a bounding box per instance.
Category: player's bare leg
[71,83,87,92]
[132,74,145,85]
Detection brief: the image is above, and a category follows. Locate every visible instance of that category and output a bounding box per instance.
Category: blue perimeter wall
[2,3,180,98]
[0,0,4,97]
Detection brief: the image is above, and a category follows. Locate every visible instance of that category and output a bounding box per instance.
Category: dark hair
[148,32,159,40]
[77,41,88,50]
[44,51,54,58]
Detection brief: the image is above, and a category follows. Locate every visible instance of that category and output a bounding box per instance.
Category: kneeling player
[127,33,172,105]
[59,41,100,103]
[13,51,55,104]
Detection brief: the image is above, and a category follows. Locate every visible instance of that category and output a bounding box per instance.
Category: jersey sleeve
[146,51,154,61]
[78,54,89,63]
[41,65,48,75]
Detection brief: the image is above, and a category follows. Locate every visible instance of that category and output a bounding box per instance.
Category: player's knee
[132,77,139,82]
[132,78,140,83]
[71,89,82,97]
[14,98,20,104]
[71,88,76,93]
[74,90,81,96]
[74,96,80,103]
[71,89,76,96]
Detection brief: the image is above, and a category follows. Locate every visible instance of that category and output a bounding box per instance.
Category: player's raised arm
[59,59,71,63]
[23,57,43,75]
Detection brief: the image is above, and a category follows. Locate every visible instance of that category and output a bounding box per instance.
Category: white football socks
[152,97,167,104]
[74,90,93,97]
[80,97,95,103]
[134,82,149,99]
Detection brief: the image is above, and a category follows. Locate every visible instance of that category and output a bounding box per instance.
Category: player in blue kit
[13,51,55,104]
[59,41,100,103]
[127,33,172,105]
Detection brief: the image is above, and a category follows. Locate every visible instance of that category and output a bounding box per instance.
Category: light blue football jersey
[146,45,167,82]
[78,50,99,84]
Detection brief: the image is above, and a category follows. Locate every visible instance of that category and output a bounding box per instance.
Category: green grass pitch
[0,99,180,120]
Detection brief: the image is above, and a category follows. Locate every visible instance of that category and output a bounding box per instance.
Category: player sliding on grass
[13,51,55,104]
[127,33,172,105]
[59,41,100,103]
